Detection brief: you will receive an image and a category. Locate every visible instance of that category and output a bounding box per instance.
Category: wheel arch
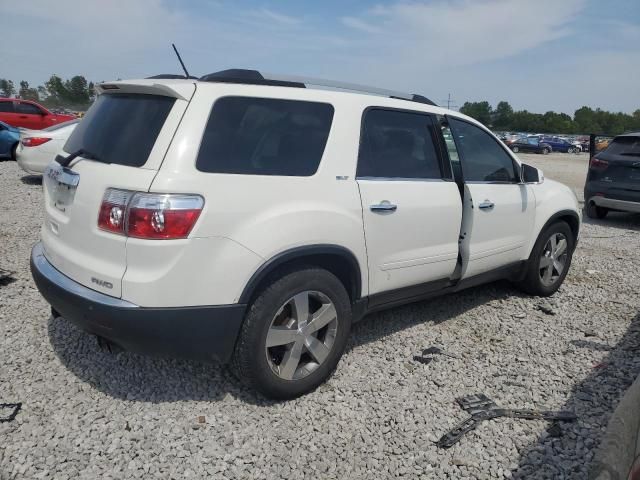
[535,209,580,248]
[239,245,363,305]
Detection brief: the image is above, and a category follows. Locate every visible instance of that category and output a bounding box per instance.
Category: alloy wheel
[265,291,338,381]
[539,232,568,286]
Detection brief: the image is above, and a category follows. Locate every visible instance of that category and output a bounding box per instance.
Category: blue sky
[1,0,638,114]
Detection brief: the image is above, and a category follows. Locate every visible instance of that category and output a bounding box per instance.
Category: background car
[17,119,79,174]
[509,136,552,154]
[584,132,640,219]
[541,136,581,153]
[0,120,20,160]
[0,98,76,130]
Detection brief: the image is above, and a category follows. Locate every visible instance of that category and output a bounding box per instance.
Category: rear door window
[64,93,175,167]
[357,108,442,179]
[15,102,42,115]
[196,97,334,176]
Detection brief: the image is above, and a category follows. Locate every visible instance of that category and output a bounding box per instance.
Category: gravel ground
[1,157,639,479]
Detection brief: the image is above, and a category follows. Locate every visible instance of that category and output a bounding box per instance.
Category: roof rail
[147,74,199,80]
[199,69,437,106]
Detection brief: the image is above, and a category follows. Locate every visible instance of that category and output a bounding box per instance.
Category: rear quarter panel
[143,83,370,305]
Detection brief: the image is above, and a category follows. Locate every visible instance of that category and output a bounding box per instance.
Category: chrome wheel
[265,291,338,381]
[539,233,568,286]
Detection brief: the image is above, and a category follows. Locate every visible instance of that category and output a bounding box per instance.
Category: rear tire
[511,146,519,153]
[542,147,550,155]
[517,221,574,297]
[231,267,352,399]
[11,143,17,161]
[585,201,608,219]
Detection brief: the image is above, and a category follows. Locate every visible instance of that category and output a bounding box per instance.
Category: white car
[30,70,581,399]
[17,120,79,174]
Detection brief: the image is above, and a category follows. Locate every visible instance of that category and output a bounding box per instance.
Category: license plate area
[44,163,80,211]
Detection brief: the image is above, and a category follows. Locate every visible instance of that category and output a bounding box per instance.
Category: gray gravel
[1,157,639,479]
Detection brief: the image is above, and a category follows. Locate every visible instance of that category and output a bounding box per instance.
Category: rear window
[604,136,640,157]
[64,93,175,167]
[196,97,334,176]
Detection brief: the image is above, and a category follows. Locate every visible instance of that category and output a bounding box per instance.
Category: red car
[0,98,76,130]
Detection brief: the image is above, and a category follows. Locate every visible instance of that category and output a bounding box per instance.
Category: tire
[11,143,17,161]
[585,201,608,219]
[511,146,519,153]
[567,147,574,154]
[517,221,575,297]
[541,147,550,155]
[231,267,352,399]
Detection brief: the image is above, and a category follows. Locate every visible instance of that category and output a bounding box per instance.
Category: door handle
[478,201,495,210]
[370,201,397,212]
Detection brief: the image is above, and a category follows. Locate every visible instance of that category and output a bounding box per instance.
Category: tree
[44,75,69,106]
[18,80,39,101]
[493,101,513,130]
[459,101,493,126]
[65,76,90,104]
[0,79,15,97]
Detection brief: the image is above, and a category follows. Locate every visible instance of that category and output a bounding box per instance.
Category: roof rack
[147,74,199,80]
[199,69,437,106]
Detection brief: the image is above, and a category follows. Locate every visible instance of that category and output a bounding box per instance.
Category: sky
[1,0,639,115]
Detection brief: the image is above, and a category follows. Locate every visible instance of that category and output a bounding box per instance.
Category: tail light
[97,188,204,239]
[590,157,609,171]
[22,137,52,147]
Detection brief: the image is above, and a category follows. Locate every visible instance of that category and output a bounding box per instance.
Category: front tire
[511,146,520,153]
[541,147,550,155]
[517,221,574,296]
[11,143,17,161]
[585,201,608,219]
[231,267,352,399]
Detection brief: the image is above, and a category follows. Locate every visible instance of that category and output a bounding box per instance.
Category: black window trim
[356,105,453,182]
[445,114,522,185]
[195,94,335,177]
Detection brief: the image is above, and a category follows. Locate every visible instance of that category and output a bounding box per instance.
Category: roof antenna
[172,43,191,78]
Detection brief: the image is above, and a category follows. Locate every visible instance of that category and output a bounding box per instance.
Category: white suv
[31,70,580,399]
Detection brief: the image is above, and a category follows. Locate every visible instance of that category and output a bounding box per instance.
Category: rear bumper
[30,242,246,363]
[592,196,640,213]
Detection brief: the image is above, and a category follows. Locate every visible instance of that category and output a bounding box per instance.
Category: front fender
[526,179,581,256]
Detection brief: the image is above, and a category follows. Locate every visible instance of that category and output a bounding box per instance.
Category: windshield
[64,93,175,167]
[603,136,640,156]
[43,119,79,132]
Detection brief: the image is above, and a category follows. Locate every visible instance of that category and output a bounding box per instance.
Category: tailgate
[41,81,195,298]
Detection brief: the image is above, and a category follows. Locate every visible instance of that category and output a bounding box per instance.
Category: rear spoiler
[95,81,195,101]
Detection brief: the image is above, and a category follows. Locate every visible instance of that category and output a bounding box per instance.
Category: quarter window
[448,118,517,183]
[0,102,14,113]
[357,109,442,179]
[196,97,334,176]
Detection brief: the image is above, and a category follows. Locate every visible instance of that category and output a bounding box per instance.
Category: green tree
[44,75,69,106]
[0,79,15,97]
[18,80,40,101]
[65,75,90,104]
[459,101,493,126]
[493,101,513,130]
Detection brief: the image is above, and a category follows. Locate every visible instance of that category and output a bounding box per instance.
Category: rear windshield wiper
[619,151,640,157]
[55,148,102,168]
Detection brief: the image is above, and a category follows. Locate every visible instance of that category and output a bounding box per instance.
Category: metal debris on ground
[0,403,22,423]
[0,268,14,286]
[436,393,577,449]
[413,346,460,365]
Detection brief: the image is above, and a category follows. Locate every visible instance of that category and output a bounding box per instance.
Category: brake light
[22,137,51,147]
[590,157,609,171]
[97,189,204,239]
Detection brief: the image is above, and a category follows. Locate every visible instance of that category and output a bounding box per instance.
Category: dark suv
[584,132,640,219]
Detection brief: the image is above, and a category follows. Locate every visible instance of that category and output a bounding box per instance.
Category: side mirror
[521,163,543,184]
